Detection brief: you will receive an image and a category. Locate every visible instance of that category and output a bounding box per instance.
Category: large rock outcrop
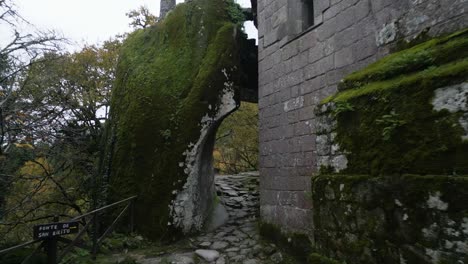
[107,0,256,240]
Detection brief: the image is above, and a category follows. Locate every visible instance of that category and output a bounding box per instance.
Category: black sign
[33,221,79,240]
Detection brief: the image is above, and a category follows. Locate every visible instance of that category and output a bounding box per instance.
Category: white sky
[1,0,257,49]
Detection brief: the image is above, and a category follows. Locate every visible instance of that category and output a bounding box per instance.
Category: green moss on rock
[259,222,312,263]
[107,0,253,240]
[336,28,468,92]
[311,175,468,264]
[325,59,468,103]
[319,28,468,176]
[308,253,342,264]
[258,222,347,263]
[313,28,468,264]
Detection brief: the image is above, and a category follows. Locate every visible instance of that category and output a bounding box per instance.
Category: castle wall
[257,0,468,233]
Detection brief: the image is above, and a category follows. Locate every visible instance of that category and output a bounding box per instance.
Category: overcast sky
[1,0,256,49]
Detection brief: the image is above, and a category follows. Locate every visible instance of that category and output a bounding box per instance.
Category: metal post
[45,238,57,264]
[92,163,98,260]
[129,200,135,233]
[45,216,59,264]
[92,212,98,260]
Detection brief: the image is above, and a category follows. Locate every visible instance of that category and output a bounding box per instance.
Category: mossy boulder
[318,28,468,176]
[107,0,256,240]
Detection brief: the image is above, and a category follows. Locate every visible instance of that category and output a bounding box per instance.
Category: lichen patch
[427,191,449,211]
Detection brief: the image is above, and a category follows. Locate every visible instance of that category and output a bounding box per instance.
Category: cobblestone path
[191,172,265,263]
[118,172,288,264]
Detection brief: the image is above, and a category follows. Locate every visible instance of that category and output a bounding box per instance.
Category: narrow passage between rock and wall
[112,172,290,264]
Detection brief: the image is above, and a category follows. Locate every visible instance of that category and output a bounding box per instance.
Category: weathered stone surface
[331,155,348,173]
[269,252,283,263]
[204,202,229,232]
[312,175,468,263]
[376,21,397,46]
[216,256,226,264]
[258,0,468,234]
[160,0,176,19]
[111,173,292,263]
[108,0,256,239]
[432,82,468,140]
[139,253,195,264]
[316,31,468,175]
[195,249,220,262]
[211,241,229,250]
[199,241,211,248]
[432,83,468,113]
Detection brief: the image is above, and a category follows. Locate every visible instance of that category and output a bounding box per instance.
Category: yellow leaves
[16,112,28,118]
[214,102,259,174]
[5,112,29,124]
[14,143,34,149]
[213,149,227,172]
[2,157,63,240]
[19,157,52,177]
[16,158,54,197]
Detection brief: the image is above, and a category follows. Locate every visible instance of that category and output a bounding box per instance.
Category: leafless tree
[0,0,63,155]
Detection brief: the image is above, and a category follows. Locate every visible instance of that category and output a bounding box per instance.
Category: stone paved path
[192,172,265,264]
[117,172,286,264]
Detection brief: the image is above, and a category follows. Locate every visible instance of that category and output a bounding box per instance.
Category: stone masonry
[257,0,468,233]
[160,0,176,19]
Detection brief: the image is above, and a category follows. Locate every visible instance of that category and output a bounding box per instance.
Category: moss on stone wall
[311,175,468,264]
[335,28,468,93]
[312,28,468,263]
[320,28,468,176]
[308,254,342,264]
[259,222,312,263]
[107,0,253,240]
[259,222,346,264]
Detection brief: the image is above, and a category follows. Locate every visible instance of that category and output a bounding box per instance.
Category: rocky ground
[111,172,292,264]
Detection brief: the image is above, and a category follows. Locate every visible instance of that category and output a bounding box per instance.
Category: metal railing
[0,195,137,264]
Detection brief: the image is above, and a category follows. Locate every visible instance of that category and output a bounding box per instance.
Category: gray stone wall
[257,0,468,233]
[160,0,176,19]
[312,175,468,263]
[314,81,468,174]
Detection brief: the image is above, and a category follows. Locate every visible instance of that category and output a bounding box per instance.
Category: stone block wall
[306,26,468,262]
[312,175,468,263]
[257,0,468,233]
